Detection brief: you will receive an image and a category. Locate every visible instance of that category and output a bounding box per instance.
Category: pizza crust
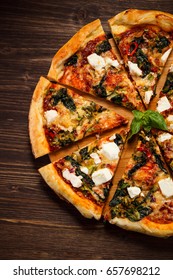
[110,216,173,238]
[29,76,51,158]
[48,19,104,81]
[39,163,102,220]
[108,9,173,35]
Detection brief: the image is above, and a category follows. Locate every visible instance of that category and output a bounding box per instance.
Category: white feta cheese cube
[62,168,82,188]
[104,57,120,68]
[167,115,173,122]
[144,90,153,105]
[158,177,173,198]
[87,53,105,72]
[128,61,142,76]
[161,48,172,64]
[157,133,172,143]
[157,96,171,113]
[100,142,120,160]
[127,186,141,199]
[80,166,89,174]
[90,152,101,164]
[91,168,113,186]
[44,110,58,124]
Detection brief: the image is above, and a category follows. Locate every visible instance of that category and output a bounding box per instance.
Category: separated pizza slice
[29,76,128,158]
[39,129,128,220]
[156,63,173,132]
[108,9,173,107]
[105,130,173,237]
[48,19,143,111]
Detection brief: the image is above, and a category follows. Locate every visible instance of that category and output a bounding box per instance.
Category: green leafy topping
[64,54,78,66]
[128,110,168,140]
[114,134,123,146]
[93,76,107,98]
[162,72,173,94]
[79,147,90,160]
[95,40,111,55]
[154,36,170,53]
[136,49,151,77]
[51,88,76,111]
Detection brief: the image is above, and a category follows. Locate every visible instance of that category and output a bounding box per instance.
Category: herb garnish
[128,110,168,140]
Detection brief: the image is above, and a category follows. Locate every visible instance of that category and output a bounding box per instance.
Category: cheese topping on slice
[90,152,101,164]
[87,53,105,72]
[144,90,153,105]
[80,166,89,174]
[91,168,113,186]
[100,142,120,160]
[128,61,142,76]
[62,168,82,188]
[161,48,172,64]
[127,186,141,199]
[167,115,173,122]
[158,177,173,198]
[157,133,172,143]
[157,96,171,113]
[44,110,58,124]
[104,57,120,68]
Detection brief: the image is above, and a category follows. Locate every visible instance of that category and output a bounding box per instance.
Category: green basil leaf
[128,119,142,139]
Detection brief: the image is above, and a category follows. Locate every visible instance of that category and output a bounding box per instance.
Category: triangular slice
[156,63,173,132]
[29,76,128,158]
[39,129,128,220]
[106,130,173,237]
[48,19,143,111]
[109,9,173,107]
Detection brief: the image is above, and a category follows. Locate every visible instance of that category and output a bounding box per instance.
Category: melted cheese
[91,168,113,186]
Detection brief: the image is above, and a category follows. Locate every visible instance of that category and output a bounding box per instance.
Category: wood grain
[1,0,173,260]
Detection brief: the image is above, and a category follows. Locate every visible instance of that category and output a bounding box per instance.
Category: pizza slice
[108,9,173,107]
[48,19,143,111]
[29,76,128,158]
[39,129,128,220]
[106,130,173,237]
[156,63,173,132]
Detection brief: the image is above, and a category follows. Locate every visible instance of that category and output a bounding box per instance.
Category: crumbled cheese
[127,186,141,199]
[87,53,105,72]
[157,96,171,113]
[100,142,120,160]
[44,110,58,124]
[157,132,172,143]
[80,166,89,174]
[104,57,120,68]
[128,61,142,76]
[62,168,82,188]
[167,115,173,122]
[91,168,113,186]
[90,152,101,164]
[158,177,173,198]
[144,90,153,105]
[161,48,172,64]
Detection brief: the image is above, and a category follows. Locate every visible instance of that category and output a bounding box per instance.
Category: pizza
[29,9,173,237]
[29,76,128,158]
[106,130,173,237]
[48,19,143,111]
[156,63,173,132]
[39,130,128,220]
[108,9,173,107]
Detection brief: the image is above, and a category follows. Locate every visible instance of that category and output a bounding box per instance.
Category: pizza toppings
[87,53,106,72]
[91,168,113,186]
[128,61,142,76]
[158,177,173,198]
[44,109,58,124]
[127,186,141,198]
[100,142,120,160]
[62,168,83,188]
[157,96,171,113]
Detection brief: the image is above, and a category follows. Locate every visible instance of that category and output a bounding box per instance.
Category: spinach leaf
[79,147,90,160]
[93,76,107,97]
[64,54,78,66]
[114,134,123,146]
[162,72,173,94]
[51,88,76,111]
[136,49,151,77]
[95,40,111,55]
[128,153,147,178]
[154,36,170,53]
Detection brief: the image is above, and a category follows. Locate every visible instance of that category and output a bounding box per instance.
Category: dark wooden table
[1,0,173,260]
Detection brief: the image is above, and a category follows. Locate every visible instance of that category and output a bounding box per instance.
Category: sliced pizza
[156,63,173,132]
[48,19,143,111]
[109,9,173,107]
[29,76,128,158]
[106,130,173,237]
[39,130,128,220]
